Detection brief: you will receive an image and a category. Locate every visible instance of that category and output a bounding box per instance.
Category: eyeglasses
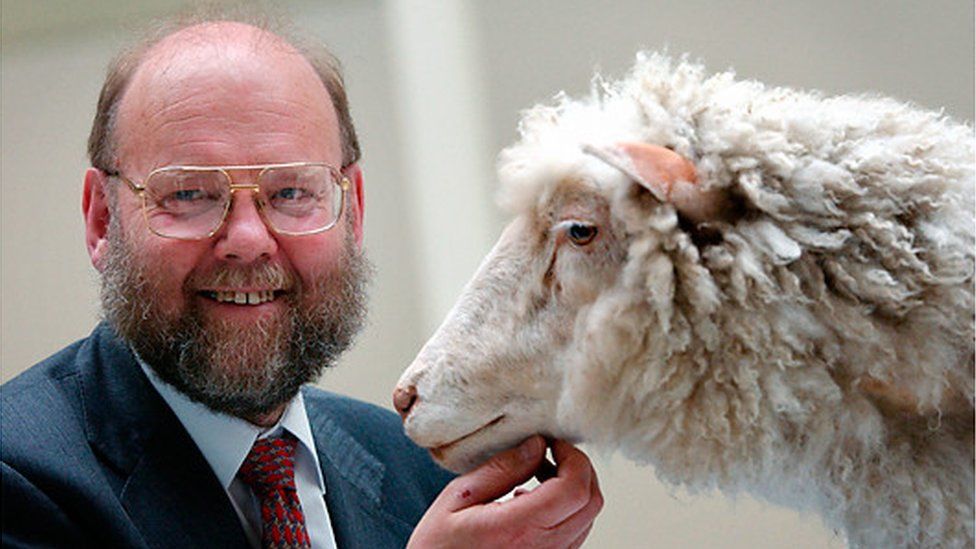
[106,162,350,240]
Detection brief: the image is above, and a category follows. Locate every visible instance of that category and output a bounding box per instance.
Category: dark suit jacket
[1,323,454,548]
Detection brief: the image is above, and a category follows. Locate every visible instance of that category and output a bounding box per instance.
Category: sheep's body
[397,54,974,548]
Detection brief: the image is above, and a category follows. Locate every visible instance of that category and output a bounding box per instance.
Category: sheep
[394,53,975,548]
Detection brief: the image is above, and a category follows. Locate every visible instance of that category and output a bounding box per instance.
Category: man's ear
[83,168,111,271]
[343,163,365,248]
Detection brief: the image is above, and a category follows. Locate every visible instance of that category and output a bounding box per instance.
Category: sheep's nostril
[393,385,418,420]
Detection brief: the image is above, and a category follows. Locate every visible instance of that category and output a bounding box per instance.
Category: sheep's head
[394,131,723,472]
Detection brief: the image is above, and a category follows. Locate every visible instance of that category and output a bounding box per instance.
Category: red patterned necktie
[238,434,312,548]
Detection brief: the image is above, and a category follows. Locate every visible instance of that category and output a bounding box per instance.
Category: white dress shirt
[139,361,338,549]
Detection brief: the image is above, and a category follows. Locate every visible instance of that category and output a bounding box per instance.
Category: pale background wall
[2,1,972,547]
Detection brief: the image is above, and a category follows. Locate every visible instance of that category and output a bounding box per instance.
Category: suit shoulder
[3,336,88,398]
[302,386,454,481]
[303,387,455,525]
[302,387,400,429]
[1,337,96,494]
[1,338,89,446]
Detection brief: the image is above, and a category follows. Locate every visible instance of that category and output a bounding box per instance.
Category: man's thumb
[441,436,546,512]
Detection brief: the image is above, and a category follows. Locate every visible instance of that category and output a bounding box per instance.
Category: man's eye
[170,189,206,202]
[274,187,306,200]
[153,188,220,214]
[271,187,318,203]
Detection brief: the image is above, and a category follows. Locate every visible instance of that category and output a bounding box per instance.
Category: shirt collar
[137,358,326,493]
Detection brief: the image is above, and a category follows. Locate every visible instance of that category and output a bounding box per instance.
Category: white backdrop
[3,1,972,547]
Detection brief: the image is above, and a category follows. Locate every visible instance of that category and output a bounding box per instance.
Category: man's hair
[87,8,361,173]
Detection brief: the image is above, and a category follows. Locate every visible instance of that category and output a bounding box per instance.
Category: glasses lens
[260,165,342,234]
[143,169,229,238]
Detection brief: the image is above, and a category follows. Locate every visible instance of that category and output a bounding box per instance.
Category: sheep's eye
[566,222,598,246]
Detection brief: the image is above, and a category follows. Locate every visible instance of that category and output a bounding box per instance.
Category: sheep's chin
[429,432,526,474]
[422,416,538,473]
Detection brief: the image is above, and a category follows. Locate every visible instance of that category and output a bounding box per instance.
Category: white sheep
[394,53,975,548]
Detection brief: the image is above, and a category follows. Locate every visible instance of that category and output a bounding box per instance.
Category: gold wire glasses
[106,162,350,240]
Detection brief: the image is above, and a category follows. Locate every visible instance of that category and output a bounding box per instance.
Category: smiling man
[0,14,601,549]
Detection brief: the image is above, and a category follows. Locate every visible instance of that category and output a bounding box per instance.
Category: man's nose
[213,192,278,263]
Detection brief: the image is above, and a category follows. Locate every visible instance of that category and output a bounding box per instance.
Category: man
[0,16,602,549]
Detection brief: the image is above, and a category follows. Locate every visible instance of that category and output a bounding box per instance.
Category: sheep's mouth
[429,415,506,459]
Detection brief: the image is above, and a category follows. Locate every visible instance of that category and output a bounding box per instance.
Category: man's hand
[409,436,603,548]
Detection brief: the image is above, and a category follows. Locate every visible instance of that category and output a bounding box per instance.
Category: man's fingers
[549,439,589,476]
[437,436,546,513]
[534,455,558,483]
[546,459,603,540]
[413,439,603,549]
[567,523,595,549]
[491,439,596,528]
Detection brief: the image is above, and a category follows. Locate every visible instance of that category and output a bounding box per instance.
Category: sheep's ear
[583,142,727,224]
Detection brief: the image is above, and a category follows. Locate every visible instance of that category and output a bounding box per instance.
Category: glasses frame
[106,161,351,240]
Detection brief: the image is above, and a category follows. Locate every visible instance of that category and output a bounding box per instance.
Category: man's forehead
[143,22,302,74]
[114,21,340,167]
[131,21,314,94]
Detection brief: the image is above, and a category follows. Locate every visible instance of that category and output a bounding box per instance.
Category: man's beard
[100,218,370,422]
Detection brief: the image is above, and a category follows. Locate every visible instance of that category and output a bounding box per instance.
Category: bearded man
[0,14,602,549]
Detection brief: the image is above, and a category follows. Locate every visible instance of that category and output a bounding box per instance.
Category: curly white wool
[499,53,974,548]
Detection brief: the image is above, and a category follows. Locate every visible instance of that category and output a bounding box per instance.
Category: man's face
[93,24,368,422]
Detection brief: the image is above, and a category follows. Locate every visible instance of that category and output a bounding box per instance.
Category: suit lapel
[120,416,248,548]
[305,396,415,548]
[80,323,248,548]
[80,323,419,548]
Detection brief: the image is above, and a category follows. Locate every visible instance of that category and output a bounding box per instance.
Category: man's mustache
[186,262,296,291]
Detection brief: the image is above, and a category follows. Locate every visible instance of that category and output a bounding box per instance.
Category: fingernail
[519,436,541,460]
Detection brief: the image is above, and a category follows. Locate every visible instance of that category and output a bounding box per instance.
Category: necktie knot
[239,435,299,494]
[238,434,311,548]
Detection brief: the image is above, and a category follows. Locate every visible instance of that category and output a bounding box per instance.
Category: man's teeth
[211,290,277,305]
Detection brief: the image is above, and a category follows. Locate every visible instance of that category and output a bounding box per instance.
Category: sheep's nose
[393,385,418,420]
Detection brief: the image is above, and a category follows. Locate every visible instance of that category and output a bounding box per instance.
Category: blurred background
[2,0,972,546]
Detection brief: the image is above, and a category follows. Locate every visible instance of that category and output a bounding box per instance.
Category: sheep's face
[396,167,632,472]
